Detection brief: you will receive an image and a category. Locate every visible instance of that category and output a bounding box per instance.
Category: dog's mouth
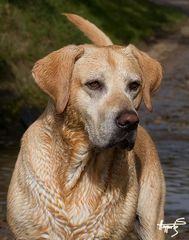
[106,130,137,151]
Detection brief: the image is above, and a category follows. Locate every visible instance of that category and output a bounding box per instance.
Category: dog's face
[70,46,141,149]
[32,44,162,150]
[32,14,162,150]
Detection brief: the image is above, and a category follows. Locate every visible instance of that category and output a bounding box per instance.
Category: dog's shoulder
[21,118,42,142]
[133,125,160,169]
[135,125,157,154]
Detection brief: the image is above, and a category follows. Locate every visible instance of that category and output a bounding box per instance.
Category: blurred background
[0,0,189,239]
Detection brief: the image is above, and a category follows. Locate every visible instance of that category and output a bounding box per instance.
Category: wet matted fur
[7,14,165,240]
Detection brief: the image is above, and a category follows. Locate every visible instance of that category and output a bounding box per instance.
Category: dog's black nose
[116,110,139,130]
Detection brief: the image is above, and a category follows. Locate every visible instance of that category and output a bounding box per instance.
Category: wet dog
[7,14,165,240]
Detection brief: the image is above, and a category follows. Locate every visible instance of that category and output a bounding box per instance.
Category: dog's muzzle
[108,110,139,150]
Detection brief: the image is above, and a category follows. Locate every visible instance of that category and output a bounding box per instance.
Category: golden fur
[7,14,165,240]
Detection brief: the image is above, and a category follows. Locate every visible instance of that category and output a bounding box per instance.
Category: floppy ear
[123,44,162,112]
[32,45,84,113]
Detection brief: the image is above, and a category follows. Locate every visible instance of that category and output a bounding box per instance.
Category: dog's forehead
[75,45,140,74]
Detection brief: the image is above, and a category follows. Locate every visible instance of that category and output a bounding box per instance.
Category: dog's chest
[36,182,136,240]
[30,149,138,239]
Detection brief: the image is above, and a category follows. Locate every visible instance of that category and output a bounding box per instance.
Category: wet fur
[7,14,165,240]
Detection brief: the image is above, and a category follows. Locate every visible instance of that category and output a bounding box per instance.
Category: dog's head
[32,14,162,150]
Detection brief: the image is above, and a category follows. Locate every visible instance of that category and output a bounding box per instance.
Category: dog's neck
[42,101,129,198]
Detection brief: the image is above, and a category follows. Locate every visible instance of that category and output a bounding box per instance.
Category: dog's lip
[105,132,136,150]
[107,128,137,150]
[105,138,134,151]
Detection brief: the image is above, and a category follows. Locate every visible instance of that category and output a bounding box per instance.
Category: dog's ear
[32,45,84,113]
[123,44,162,112]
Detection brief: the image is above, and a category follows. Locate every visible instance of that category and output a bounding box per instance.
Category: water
[158,139,189,217]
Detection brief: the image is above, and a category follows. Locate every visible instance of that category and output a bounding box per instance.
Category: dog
[7,14,165,240]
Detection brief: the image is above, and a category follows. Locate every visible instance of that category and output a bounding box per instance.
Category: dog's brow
[124,73,141,82]
[84,72,105,82]
[107,49,116,69]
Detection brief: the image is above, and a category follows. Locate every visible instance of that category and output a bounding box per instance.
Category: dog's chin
[105,131,137,151]
[91,139,135,151]
[88,129,137,151]
[105,138,135,151]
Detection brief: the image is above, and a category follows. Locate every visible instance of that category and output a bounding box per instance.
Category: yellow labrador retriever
[7,14,165,240]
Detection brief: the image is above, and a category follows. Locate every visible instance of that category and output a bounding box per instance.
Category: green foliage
[0,0,186,123]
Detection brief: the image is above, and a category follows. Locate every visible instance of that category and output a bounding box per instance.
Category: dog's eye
[85,80,102,90]
[129,81,141,91]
